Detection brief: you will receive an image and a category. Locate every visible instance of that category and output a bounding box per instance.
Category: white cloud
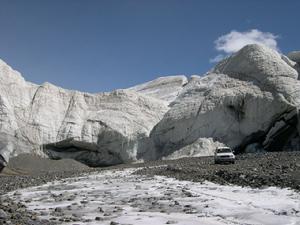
[210,29,279,63]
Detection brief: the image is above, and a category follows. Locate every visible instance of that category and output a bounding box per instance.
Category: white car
[214,147,235,164]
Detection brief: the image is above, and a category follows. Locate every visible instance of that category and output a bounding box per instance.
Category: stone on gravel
[110,221,119,225]
[166,220,178,224]
[95,216,103,221]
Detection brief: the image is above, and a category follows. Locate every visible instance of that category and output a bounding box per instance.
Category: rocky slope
[0,44,299,167]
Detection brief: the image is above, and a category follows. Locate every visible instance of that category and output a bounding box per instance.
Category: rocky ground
[0,151,299,225]
[4,166,300,225]
[0,154,95,225]
[135,151,300,191]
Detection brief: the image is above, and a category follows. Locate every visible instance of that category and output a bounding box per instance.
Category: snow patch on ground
[7,168,300,225]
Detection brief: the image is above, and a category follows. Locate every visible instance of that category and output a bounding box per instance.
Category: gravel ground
[6,154,90,175]
[0,154,95,225]
[135,151,300,191]
[0,151,299,225]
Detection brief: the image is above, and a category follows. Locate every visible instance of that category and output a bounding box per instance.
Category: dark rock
[110,222,119,225]
[166,220,178,224]
[54,207,62,213]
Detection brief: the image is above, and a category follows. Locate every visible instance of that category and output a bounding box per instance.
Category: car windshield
[217,148,232,153]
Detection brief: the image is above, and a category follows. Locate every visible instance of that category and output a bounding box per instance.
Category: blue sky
[0,0,299,92]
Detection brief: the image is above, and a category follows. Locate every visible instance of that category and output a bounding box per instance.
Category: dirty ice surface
[7,168,300,225]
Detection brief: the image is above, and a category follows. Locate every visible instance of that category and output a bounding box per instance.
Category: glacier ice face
[150,44,300,157]
[0,44,300,166]
[128,75,188,103]
[0,59,171,166]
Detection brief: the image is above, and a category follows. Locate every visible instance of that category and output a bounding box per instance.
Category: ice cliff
[0,44,299,166]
